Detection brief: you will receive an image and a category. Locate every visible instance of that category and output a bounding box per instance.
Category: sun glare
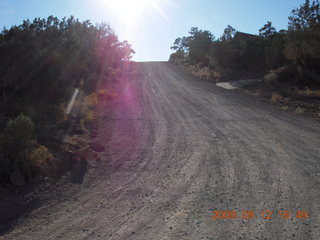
[105,0,160,24]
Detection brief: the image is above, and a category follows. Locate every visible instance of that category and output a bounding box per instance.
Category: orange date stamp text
[210,210,309,220]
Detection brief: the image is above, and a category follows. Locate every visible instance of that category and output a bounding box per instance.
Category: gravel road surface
[1,62,320,240]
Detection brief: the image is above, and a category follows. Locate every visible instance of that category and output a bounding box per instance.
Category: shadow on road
[0,187,40,236]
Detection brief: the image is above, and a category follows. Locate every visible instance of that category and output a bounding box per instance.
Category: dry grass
[252,90,263,97]
[80,92,98,126]
[295,107,304,114]
[28,145,55,172]
[281,105,289,110]
[185,64,218,81]
[305,88,313,96]
[296,88,320,97]
[271,92,289,104]
[57,102,68,122]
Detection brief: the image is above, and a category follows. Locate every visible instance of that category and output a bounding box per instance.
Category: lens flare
[104,0,165,25]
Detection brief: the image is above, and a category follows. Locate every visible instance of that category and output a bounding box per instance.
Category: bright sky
[0,0,305,61]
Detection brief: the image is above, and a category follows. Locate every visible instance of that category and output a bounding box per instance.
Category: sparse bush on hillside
[169,50,185,64]
[0,16,134,184]
[284,0,320,83]
[170,0,320,84]
[264,66,297,88]
[0,16,133,125]
[0,114,35,179]
[2,114,35,152]
[28,145,55,174]
[81,93,98,127]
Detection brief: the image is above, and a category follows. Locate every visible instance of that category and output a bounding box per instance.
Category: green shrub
[2,114,35,150]
[0,114,35,178]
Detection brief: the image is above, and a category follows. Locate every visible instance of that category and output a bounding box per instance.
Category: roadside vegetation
[0,16,134,185]
[169,0,320,116]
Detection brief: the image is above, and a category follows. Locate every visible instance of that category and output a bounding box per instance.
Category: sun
[104,0,159,25]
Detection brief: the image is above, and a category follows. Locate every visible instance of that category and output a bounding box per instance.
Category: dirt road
[2,62,320,240]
